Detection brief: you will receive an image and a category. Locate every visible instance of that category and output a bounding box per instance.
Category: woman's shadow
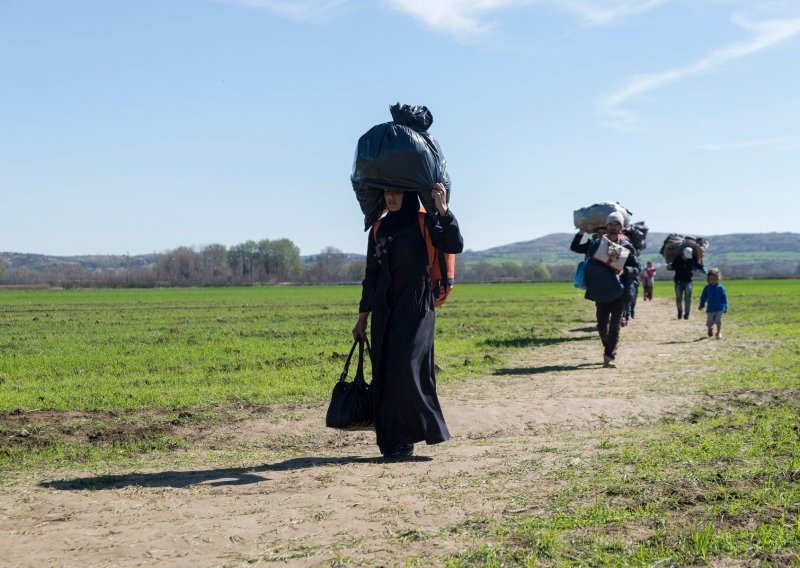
[494,362,598,375]
[40,455,431,491]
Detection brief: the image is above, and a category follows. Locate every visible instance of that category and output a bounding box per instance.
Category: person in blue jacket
[580,212,641,368]
[698,268,728,339]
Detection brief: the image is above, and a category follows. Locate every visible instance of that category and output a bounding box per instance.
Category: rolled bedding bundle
[573,201,633,232]
[659,234,709,265]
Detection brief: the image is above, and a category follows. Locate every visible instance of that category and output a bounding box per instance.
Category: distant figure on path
[640,261,656,301]
[574,212,640,368]
[353,183,463,460]
[698,268,728,339]
[667,247,705,320]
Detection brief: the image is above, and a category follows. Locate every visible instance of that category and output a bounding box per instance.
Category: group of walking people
[348,101,730,460]
[571,215,729,368]
[349,190,731,459]
[348,187,732,459]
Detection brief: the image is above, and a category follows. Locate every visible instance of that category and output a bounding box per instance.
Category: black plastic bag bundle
[351,103,451,230]
[623,221,649,252]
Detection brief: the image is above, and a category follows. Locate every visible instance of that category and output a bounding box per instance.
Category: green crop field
[0,283,582,413]
[2,281,799,565]
[0,283,586,468]
[446,279,800,567]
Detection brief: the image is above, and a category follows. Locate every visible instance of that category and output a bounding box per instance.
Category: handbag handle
[353,337,372,385]
[339,337,371,382]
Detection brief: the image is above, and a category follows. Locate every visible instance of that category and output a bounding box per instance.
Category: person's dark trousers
[675,281,693,318]
[596,296,625,359]
[622,280,634,319]
[629,281,639,318]
[643,283,653,300]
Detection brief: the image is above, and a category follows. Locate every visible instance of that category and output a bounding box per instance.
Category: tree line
[1,239,797,289]
[0,238,577,288]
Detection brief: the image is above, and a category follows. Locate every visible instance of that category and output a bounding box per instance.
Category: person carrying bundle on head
[578,212,640,368]
[351,104,464,460]
[667,246,706,320]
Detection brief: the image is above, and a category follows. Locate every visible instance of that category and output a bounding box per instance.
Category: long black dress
[358,199,464,456]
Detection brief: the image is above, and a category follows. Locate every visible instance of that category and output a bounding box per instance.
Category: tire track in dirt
[0,297,737,567]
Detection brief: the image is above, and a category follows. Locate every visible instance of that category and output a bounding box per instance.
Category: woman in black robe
[353,183,463,459]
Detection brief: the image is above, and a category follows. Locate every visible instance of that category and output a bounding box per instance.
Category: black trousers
[675,281,693,315]
[596,296,625,359]
[623,280,638,318]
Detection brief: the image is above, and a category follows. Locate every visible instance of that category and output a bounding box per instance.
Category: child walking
[698,268,728,339]
[640,261,656,301]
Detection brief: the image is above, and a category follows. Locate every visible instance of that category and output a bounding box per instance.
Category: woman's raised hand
[432,183,448,214]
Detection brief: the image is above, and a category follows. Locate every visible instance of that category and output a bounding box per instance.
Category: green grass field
[446,279,800,566]
[0,283,581,412]
[0,283,583,468]
[2,281,799,565]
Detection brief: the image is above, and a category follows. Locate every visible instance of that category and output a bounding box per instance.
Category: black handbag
[325,338,374,431]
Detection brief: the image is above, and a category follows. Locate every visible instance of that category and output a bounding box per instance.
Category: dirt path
[0,297,736,567]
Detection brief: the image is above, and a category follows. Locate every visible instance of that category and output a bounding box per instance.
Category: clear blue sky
[2,0,799,257]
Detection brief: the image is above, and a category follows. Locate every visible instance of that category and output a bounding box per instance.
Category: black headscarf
[376,191,419,239]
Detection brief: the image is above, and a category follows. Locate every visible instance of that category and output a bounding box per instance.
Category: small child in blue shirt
[698,268,728,339]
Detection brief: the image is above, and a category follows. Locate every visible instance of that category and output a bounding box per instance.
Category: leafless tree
[200,244,230,285]
[307,247,346,283]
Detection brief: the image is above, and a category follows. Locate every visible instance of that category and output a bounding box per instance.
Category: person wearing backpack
[353,182,463,460]
[580,212,641,368]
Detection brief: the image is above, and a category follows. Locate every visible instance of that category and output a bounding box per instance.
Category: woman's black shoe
[384,444,414,460]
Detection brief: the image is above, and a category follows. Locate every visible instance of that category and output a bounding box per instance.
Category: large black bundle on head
[351,103,451,230]
[623,221,649,252]
[659,234,709,264]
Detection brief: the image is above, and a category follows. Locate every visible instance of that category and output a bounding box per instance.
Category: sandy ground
[0,296,736,567]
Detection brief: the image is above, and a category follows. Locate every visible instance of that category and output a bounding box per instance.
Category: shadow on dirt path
[494,362,600,375]
[41,456,436,491]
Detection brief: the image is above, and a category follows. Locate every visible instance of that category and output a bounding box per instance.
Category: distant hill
[0,252,158,271]
[461,233,579,265]
[460,231,800,279]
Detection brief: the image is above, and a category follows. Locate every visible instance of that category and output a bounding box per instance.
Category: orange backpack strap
[418,210,454,307]
[373,210,454,307]
[417,211,435,275]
